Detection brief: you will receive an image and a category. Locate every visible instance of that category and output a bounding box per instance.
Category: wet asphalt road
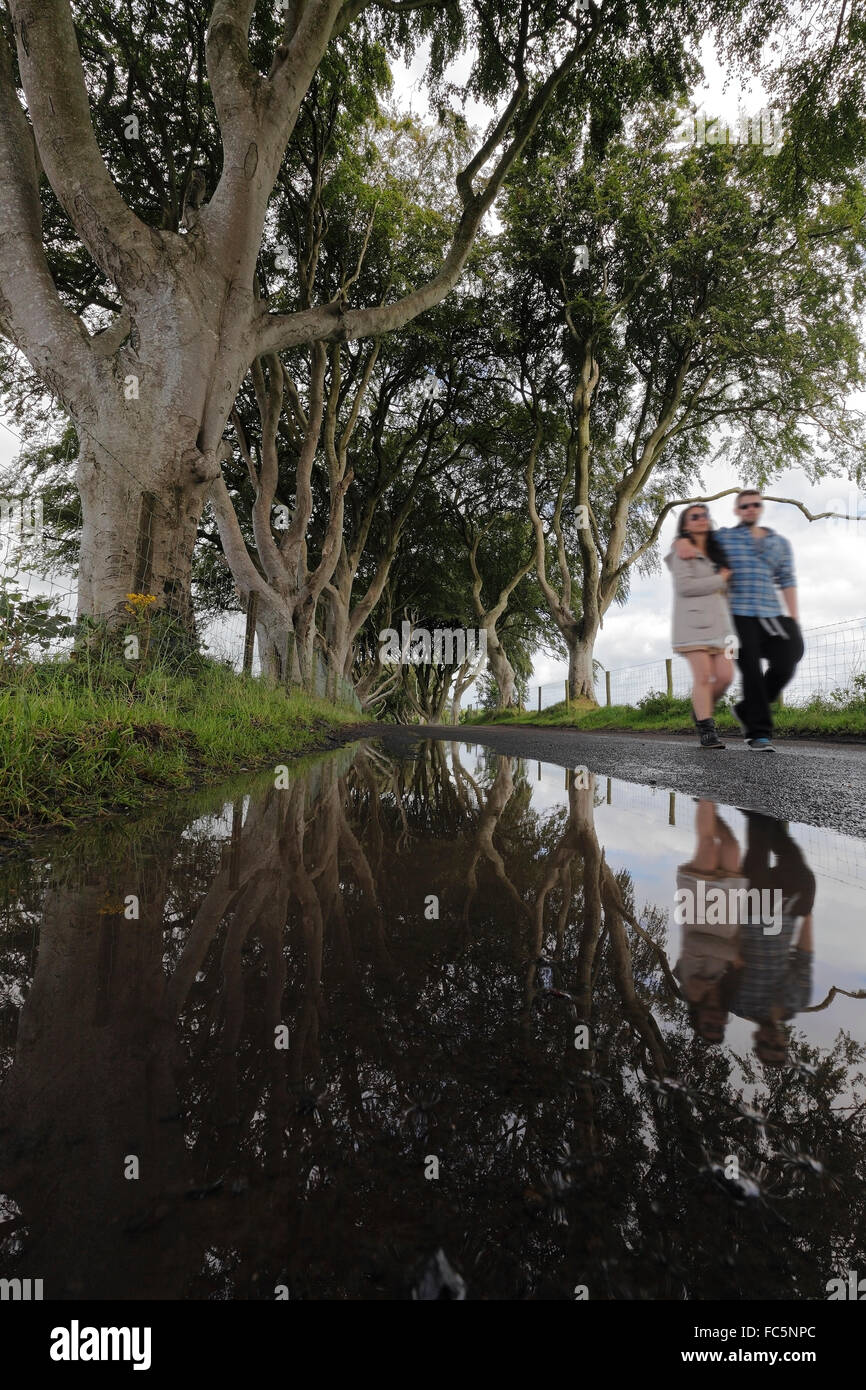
[354,723,866,839]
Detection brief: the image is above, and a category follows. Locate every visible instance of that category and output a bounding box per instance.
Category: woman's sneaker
[697,718,726,749]
[746,737,776,752]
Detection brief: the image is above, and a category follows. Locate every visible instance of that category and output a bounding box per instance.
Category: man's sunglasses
[738,501,763,510]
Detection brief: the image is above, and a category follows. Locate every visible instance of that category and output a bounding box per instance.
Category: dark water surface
[1,739,864,1300]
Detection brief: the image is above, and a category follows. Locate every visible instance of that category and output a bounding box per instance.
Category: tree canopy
[1,0,864,708]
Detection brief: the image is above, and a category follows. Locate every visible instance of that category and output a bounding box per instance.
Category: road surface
[353,723,866,838]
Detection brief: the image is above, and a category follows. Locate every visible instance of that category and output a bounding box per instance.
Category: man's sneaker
[746,737,776,753]
[697,718,726,749]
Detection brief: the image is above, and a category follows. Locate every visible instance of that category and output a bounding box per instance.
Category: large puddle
[1,738,864,1300]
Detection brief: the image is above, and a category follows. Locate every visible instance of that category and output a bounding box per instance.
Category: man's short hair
[735,488,762,504]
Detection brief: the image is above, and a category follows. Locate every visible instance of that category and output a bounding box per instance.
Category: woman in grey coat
[665,504,736,749]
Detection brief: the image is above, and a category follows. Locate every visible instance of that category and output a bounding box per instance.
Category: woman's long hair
[676,507,728,570]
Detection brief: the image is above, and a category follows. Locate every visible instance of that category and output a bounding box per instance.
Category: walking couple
[674,800,815,1061]
[665,489,804,751]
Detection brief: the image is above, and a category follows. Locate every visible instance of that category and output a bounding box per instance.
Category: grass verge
[0,655,366,839]
[461,692,866,739]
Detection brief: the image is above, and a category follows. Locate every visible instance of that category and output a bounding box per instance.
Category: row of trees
[1,1,865,714]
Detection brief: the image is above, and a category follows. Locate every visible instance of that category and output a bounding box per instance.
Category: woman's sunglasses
[686,510,708,521]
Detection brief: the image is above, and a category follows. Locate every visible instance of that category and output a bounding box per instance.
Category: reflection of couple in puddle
[674,800,815,1063]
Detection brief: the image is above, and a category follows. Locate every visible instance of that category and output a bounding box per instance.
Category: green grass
[0,654,366,839]
[462,691,866,739]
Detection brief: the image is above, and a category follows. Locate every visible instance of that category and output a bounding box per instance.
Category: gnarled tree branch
[8,0,163,303]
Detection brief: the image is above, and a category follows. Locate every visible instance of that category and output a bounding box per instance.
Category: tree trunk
[430,674,451,724]
[298,611,318,692]
[486,625,516,708]
[254,596,294,681]
[331,600,352,684]
[75,414,220,631]
[0,857,183,1298]
[568,626,599,702]
[248,585,313,689]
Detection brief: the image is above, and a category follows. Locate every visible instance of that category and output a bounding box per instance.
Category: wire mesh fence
[536,617,866,711]
[197,602,361,709]
[0,565,362,714]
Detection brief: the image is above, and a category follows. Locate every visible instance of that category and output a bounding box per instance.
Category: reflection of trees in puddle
[0,745,864,1299]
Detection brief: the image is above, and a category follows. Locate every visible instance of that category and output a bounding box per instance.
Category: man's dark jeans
[733,615,804,739]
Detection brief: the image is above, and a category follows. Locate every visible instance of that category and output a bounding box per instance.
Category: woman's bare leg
[713,813,742,873]
[710,653,734,707]
[688,798,722,873]
[685,651,714,720]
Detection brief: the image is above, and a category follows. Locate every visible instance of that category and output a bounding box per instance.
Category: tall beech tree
[1,0,674,635]
[447,425,553,709]
[209,177,488,684]
[207,81,532,692]
[356,482,483,721]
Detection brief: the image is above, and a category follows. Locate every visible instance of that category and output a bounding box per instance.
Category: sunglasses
[686,510,708,520]
[738,501,763,510]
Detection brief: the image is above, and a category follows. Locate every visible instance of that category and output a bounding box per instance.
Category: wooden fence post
[665,657,673,698]
[242,591,258,676]
[564,679,569,708]
[537,685,541,712]
[605,669,611,707]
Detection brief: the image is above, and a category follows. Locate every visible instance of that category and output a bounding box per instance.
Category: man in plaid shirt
[730,810,815,1065]
[674,489,804,751]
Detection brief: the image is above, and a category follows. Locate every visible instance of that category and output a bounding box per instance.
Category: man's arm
[775,537,798,619]
[795,913,813,951]
[673,529,731,560]
[781,587,799,620]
